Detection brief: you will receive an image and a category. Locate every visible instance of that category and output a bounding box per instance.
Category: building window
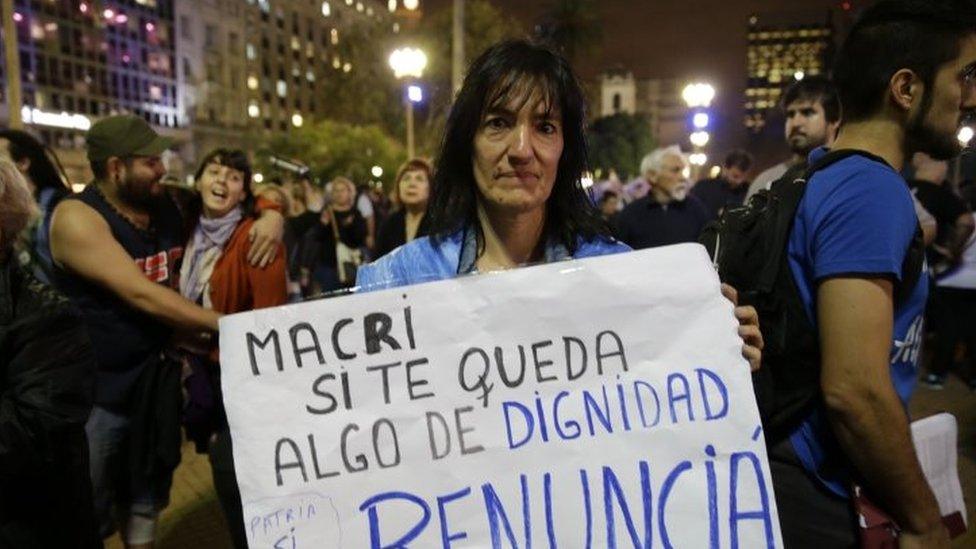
[204,24,216,49]
[612,93,621,112]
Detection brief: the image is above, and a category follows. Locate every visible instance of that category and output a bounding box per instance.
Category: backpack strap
[763,149,920,292]
[757,150,874,292]
[802,149,924,303]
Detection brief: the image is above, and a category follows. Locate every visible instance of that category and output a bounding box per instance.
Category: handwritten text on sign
[219,244,783,548]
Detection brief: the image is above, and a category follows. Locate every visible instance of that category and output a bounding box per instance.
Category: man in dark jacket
[0,159,101,547]
[690,149,754,219]
[615,145,711,249]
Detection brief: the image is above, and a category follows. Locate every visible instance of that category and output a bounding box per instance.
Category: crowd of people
[1,0,975,548]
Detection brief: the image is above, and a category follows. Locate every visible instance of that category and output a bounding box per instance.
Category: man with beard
[767,1,976,547]
[745,76,841,201]
[613,145,711,249]
[49,116,283,548]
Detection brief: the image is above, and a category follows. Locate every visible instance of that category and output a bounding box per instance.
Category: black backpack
[699,149,925,443]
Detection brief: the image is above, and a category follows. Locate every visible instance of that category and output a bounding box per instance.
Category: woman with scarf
[178,148,287,548]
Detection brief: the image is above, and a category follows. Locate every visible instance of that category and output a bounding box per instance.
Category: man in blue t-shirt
[768,2,976,548]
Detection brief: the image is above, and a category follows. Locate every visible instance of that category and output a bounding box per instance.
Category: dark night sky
[420,0,865,167]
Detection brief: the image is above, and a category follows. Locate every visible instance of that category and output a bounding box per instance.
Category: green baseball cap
[86,115,174,162]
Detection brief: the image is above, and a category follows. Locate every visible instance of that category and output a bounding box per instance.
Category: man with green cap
[48,115,283,547]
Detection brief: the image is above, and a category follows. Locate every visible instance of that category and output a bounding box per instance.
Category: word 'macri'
[244,306,417,376]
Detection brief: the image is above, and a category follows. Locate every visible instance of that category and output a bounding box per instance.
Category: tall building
[2,0,184,183]
[174,0,248,161]
[175,0,402,164]
[599,69,685,147]
[0,0,407,183]
[744,10,834,133]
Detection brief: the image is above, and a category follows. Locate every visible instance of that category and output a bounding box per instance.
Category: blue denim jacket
[356,227,631,291]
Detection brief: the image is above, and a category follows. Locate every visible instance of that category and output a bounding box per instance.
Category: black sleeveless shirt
[53,185,185,409]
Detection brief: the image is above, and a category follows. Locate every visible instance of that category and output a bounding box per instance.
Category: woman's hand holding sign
[721,283,763,372]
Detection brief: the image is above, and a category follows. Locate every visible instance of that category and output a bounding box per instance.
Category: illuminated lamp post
[682,82,715,180]
[389,47,427,159]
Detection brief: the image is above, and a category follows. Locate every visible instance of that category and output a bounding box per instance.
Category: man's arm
[50,200,220,331]
[817,277,947,545]
[247,190,287,268]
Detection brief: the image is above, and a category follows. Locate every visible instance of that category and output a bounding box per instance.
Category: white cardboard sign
[220,244,783,548]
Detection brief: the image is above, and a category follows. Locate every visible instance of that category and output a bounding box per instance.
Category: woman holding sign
[356,40,762,370]
[178,148,288,548]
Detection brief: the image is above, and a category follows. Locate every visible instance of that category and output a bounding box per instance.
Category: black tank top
[53,185,185,409]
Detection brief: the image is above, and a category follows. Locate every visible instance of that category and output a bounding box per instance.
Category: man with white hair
[613,145,711,249]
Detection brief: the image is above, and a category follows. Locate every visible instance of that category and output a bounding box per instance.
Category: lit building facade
[744,12,833,133]
[174,0,248,161]
[0,0,407,182]
[2,0,184,183]
[175,0,402,162]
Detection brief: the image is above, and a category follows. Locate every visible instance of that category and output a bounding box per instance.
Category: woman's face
[472,88,564,217]
[199,161,247,218]
[331,181,354,210]
[398,169,430,209]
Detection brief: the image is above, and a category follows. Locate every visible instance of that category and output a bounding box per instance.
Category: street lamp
[682,83,715,109]
[959,126,974,147]
[389,47,427,158]
[956,126,974,185]
[692,112,709,129]
[683,82,715,180]
[690,131,710,148]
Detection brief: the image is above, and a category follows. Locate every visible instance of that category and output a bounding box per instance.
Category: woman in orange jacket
[178,148,287,548]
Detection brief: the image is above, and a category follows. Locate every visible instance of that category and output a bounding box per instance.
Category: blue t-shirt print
[785,148,929,498]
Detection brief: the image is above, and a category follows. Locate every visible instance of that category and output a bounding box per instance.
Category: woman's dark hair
[833,0,976,123]
[0,129,69,195]
[186,148,255,228]
[425,39,610,255]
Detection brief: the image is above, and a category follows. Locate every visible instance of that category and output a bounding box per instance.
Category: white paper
[912,413,967,525]
[219,244,783,548]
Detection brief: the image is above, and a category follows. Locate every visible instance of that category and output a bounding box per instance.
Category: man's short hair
[781,76,841,124]
[723,149,754,172]
[833,0,976,123]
